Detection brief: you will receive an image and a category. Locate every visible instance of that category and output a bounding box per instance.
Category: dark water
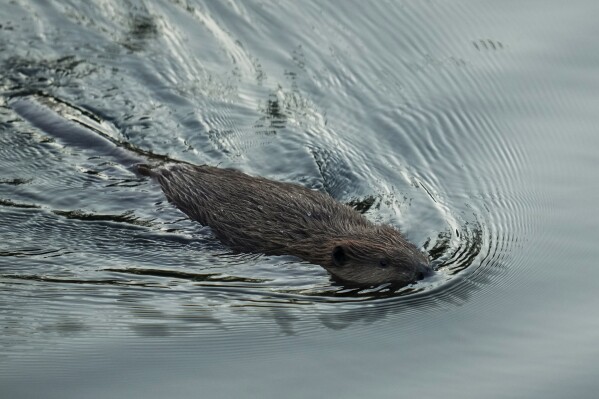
[1,1,598,398]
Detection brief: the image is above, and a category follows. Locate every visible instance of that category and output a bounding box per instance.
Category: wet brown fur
[140,163,430,286]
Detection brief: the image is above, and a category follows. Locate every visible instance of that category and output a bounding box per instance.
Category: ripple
[0,46,525,337]
[0,0,556,363]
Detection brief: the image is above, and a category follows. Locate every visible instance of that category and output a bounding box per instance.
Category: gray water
[1,1,598,398]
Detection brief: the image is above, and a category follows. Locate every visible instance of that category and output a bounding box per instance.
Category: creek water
[1,1,598,398]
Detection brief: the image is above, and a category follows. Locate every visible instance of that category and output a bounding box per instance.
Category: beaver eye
[332,246,347,267]
[379,260,388,268]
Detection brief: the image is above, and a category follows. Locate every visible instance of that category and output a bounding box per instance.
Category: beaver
[139,163,431,286]
[9,94,431,287]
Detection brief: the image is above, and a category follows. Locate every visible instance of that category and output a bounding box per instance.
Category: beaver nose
[415,263,434,281]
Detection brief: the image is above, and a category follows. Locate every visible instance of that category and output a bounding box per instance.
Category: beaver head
[309,226,431,287]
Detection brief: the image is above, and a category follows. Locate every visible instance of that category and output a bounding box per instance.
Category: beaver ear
[332,245,347,267]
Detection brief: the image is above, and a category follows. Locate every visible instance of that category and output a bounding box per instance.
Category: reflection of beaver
[139,163,431,286]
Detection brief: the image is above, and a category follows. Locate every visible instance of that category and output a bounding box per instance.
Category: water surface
[1,1,599,398]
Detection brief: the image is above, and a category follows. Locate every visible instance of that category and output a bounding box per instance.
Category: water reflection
[122,14,160,52]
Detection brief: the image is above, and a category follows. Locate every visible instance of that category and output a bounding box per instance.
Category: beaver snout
[414,262,434,281]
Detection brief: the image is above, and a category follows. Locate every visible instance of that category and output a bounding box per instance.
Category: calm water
[1,1,598,398]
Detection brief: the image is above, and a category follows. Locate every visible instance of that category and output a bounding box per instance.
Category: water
[1,1,598,398]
